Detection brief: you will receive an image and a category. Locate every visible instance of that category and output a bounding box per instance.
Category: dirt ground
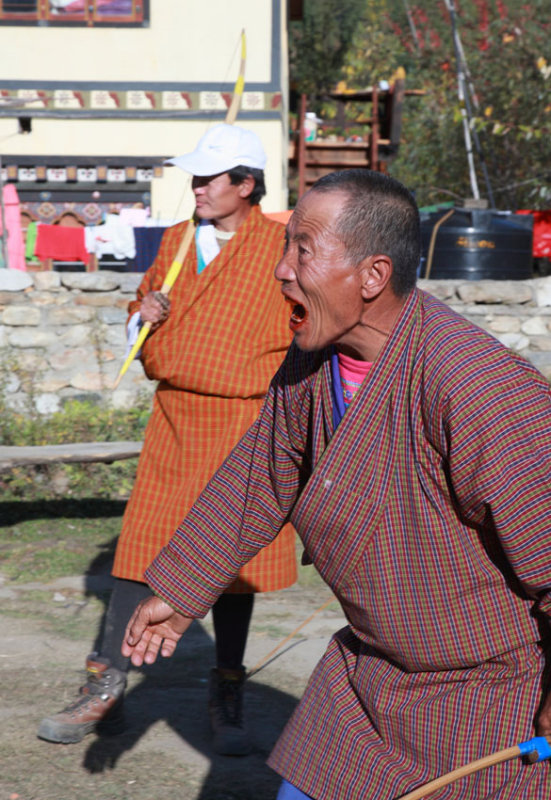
[0,566,344,800]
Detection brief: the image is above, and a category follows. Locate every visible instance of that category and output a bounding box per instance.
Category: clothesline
[3,189,293,273]
[0,183,183,271]
[25,216,173,271]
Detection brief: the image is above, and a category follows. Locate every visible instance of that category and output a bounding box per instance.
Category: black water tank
[419,208,534,280]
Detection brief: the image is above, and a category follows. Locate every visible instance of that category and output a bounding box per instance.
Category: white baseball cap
[165,123,267,176]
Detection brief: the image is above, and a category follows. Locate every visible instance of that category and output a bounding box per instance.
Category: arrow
[398,735,551,800]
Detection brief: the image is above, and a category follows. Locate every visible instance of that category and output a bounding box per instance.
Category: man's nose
[274,253,294,282]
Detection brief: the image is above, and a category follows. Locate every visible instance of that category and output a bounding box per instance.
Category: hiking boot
[37,653,126,744]
[208,666,252,756]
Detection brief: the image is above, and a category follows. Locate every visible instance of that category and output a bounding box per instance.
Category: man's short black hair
[228,165,266,206]
[310,169,421,297]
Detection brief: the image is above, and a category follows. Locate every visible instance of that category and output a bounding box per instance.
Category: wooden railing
[0,441,142,471]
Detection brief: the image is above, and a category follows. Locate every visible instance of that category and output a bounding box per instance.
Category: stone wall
[0,269,154,416]
[419,277,551,381]
[3,269,551,417]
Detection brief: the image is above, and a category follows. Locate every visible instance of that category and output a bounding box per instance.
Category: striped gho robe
[146,288,551,799]
[113,205,297,592]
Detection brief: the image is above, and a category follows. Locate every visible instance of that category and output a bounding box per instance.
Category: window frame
[0,0,149,26]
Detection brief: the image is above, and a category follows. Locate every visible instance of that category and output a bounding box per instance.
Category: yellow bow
[113,29,247,388]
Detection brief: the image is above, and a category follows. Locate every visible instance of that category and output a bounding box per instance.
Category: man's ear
[359,254,393,300]
[238,175,255,200]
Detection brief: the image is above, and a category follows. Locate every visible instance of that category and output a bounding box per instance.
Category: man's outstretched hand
[121,596,193,666]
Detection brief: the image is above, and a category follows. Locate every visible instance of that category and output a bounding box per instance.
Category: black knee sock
[212,593,254,671]
[98,578,153,673]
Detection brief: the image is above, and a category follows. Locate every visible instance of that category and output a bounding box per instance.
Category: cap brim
[164,153,232,176]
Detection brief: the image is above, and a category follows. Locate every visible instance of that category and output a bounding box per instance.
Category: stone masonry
[0,269,154,416]
[2,270,551,416]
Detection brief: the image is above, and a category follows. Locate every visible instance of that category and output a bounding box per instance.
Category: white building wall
[0,0,288,220]
[0,117,285,217]
[2,2,274,85]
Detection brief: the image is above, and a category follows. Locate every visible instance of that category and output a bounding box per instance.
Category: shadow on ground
[80,568,299,798]
[0,498,128,526]
[83,628,298,798]
[79,619,298,799]
[3,499,300,798]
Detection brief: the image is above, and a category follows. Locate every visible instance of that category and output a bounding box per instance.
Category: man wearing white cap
[38,124,297,756]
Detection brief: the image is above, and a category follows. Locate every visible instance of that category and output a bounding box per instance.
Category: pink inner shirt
[337,351,372,408]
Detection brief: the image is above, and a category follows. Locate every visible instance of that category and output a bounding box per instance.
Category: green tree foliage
[382,0,551,209]
[289,0,367,102]
[291,0,551,209]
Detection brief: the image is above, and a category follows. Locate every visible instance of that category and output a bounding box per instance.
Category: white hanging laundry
[85,213,136,259]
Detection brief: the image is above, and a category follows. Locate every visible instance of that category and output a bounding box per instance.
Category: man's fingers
[152,291,170,310]
[126,628,163,667]
[140,293,171,326]
[127,634,174,666]
[123,603,149,647]
[150,292,170,318]
[160,638,178,658]
[121,639,134,658]
[121,598,159,660]
[142,631,164,664]
[120,596,191,665]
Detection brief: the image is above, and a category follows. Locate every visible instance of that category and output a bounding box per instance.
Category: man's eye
[298,245,308,256]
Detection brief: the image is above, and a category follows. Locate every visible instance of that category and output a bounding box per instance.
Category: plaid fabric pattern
[146,288,551,798]
[113,206,296,591]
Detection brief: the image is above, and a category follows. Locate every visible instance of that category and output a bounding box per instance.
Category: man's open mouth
[284,296,308,331]
[290,303,306,325]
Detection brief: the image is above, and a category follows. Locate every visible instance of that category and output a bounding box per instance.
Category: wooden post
[369,84,379,171]
[298,93,307,199]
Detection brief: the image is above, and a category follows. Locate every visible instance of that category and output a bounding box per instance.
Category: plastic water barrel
[419,208,534,280]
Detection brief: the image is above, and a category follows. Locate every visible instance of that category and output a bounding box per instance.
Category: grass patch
[0,395,326,593]
[0,500,324,591]
[0,498,124,584]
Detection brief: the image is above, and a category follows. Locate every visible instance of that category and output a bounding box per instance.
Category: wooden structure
[292,79,423,198]
[0,441,142,471]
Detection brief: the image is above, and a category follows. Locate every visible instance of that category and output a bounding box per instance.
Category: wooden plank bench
[0,441,143,471]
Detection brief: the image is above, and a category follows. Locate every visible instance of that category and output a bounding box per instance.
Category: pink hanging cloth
[0,184,26,270]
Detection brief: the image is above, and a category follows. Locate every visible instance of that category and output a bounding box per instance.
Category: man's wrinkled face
[274,190,365,353]
[191,172,245,224]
